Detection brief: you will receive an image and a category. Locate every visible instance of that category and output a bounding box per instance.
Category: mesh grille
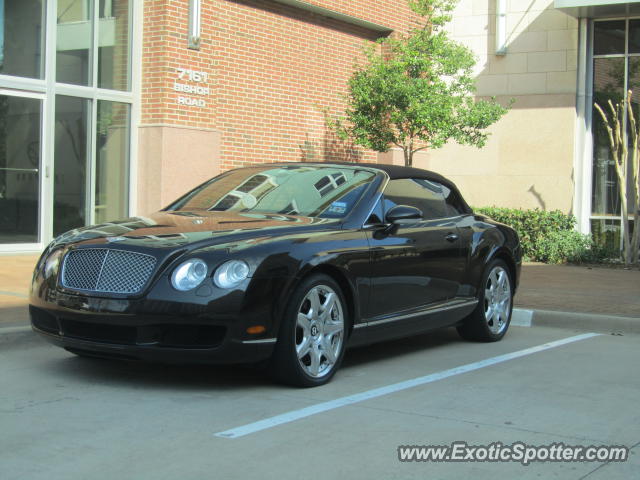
[61,249,157,294]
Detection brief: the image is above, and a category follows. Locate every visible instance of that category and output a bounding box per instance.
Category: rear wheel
[457,259,513,342]
[269,274,347,387]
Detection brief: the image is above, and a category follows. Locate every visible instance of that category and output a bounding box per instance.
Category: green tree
[594,92,640,266]
[333,0,509,166]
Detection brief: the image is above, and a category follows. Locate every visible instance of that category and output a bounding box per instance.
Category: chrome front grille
[61,249,157,294]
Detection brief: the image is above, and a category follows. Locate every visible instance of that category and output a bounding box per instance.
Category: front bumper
[30,304,276,364]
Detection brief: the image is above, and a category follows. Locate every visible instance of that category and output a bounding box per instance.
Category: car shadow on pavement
[342,327,465,370]
[39,353,274,391]
[31,327,466,391]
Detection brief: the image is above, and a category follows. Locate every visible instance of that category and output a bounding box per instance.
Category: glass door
[0,0,134,252]
[53,96,130,236]
[0,94,42,244]
[53,95,90,236]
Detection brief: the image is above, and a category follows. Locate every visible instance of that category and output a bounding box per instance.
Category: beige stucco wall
[414,0,579,212]
[137,126,221,215]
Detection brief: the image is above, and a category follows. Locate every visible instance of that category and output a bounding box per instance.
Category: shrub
[473,207,612,263]
[474,207,575,260]
[535,230,593,264]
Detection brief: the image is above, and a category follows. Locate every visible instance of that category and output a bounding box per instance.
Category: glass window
[594,21,626,55]
[95,100,130,224]
[629,19,640,54]
[57,0,92,85]
[0,95,41,243]
[382,179,448,220]
[314,172,347,197]
[98,0,131,90]
[54,95,90,236]
[0,0,45,78]
[629,57,640,101]
[593,57,625,105]
[168,166,375,219]
[592,58,625,216]
[591,218,621,252]
[629,57,640,216]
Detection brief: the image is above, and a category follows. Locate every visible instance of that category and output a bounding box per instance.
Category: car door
[365,178,467,320]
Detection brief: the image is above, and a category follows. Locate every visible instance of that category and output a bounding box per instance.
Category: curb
[512,308,640,335]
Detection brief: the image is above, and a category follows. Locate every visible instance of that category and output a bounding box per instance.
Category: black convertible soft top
[321,162,474,215]
[354,162,450,182]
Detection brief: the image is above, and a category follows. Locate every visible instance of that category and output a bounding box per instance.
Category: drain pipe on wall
[496,0,507,55]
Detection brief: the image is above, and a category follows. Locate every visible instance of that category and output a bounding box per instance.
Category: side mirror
[385,205,423,225]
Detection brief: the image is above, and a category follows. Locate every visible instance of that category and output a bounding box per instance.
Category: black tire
[457,259,513,342]
[269,274,348,387]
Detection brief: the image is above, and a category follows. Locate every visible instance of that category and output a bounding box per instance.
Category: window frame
[589,17,640,250]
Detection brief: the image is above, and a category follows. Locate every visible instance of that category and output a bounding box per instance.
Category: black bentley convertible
[30,163,521,386]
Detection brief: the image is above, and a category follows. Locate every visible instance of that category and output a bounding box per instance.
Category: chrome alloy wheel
[295,285,345,378]
[484,265,511,334]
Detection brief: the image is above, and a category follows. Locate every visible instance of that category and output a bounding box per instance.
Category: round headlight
[44,249,63,278]
[171,258,208,291]
[213,260,250,289]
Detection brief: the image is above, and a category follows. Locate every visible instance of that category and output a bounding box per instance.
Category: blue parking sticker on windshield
[328,201,347,214]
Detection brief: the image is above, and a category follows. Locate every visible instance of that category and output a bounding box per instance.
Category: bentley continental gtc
[30,163,521,386]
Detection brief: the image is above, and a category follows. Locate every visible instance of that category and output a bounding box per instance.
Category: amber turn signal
[246,325,266,335]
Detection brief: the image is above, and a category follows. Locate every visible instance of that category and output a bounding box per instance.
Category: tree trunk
[618,181,632,266]
[612,143,631,265]
[404,147,411,167]
[632,179,640,265]
[625,93,640,265]
[595,100,631,265]
[633,209,640,265]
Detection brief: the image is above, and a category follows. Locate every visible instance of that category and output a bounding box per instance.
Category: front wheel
[269,274,347,387]
[457,259,513,342]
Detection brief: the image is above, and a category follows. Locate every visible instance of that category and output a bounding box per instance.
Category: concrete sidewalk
[1,254,639,332]
[513,263,640,334]
[0,254,38,328]
[516,263,640,317]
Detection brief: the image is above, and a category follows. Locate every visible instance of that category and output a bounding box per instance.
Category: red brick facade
[141,0,415,171]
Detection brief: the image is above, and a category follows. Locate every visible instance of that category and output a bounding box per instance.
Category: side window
[382,178,448,220]
[441,184,466,216]
[365,196,385,224]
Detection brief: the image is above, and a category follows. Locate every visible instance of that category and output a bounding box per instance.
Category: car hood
[51,211,340,250]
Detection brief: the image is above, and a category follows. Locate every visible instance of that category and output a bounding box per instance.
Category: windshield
[166,165,376,218]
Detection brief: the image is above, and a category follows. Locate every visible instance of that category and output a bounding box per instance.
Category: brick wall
[301,0,416,31]
[142,0,218,128]
[141,0,415,172]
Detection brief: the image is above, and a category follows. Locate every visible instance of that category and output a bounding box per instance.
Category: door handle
[445,233,459,242]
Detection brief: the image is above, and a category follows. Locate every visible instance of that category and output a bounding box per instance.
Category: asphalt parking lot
[1,325,638,480]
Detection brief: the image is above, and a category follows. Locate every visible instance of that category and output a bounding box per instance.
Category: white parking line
[215,333,600,439]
